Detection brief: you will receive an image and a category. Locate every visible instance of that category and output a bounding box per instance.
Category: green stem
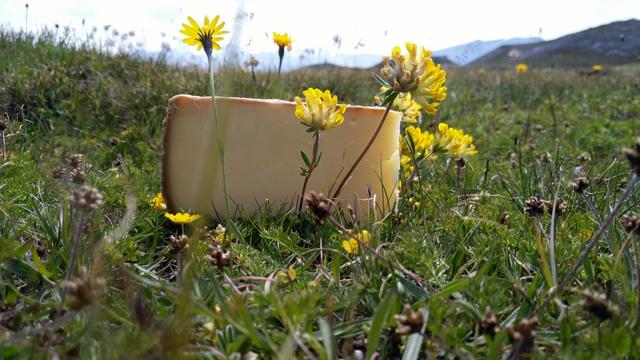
[332,102,393,200]
[298,130,320,214]
[207,54,231,224]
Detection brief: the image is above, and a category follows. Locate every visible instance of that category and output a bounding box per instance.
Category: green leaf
[300,150,311,167]
[31,244,52,279]
[402,333,424,360]
[366,293,396,360]
[436,278,470,298]
[381,92,398,106]
[318,317,336,360]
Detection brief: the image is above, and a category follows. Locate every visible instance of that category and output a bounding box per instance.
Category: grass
[1,27,640,359]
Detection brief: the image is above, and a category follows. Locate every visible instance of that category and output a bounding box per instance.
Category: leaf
[300,150,311,167]
[402,333,424,360]
[381,92,398,106]
[436,278,470,298]
[318,317,336,360]
[366,293,396,360]
[31,244,52,279]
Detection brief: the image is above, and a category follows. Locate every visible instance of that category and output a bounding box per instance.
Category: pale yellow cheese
[161,95,400,219]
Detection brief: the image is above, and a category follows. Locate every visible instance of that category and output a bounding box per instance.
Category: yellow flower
[164,212,202,224]
[180,15,228,55]
[400,154,415,179]
[434,123,478,158]
[273,32,293,51]
[380,42,447,114]
[287,266,297,281]
[403,126,435,155]
[592,64,603,73]
[150,192,166,211]
[376,86,422,124]
[515,63,528,73]
[294,88,347,130]
[342,230,370,254]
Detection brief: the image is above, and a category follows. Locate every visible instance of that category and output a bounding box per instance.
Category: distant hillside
[470,19,640,68]
[433,37,542,65]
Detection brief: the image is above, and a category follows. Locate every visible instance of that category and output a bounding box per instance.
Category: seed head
[569,177,589,193]
[506,316,538,355]
[524,196,545,217]
[619,214,640,235]
[61,266,105,311]
[622,138,640,176]
[543,199,567,216]
[206,245,230,270]
[70,168,86,185]
[67,154,84,169]
[70,186,103,212]
[169,234,189,253]
[394,303,424,335]
[304,191,332,223]
[52,165,66,180]
[480,307,500,339]
[579,289,617,321]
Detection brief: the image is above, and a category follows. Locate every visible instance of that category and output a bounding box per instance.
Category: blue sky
[1,0,639,57]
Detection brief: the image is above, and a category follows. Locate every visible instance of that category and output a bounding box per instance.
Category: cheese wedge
[161,95,400,219]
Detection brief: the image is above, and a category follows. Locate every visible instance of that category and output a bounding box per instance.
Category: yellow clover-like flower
[180,15,228,55]
[515,63,528,73]
[342,230,370,254]
[376,86,422,124]
[273,32,293,51]
[164,212,202,224]
[403,125,435,156]
[295,88,347,131]
[380,42,447,114]
[592,64,603,73]
[150,192,167,211]
[434,123,478,158]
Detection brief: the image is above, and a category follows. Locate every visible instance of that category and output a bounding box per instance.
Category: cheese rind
[162,95,400,219]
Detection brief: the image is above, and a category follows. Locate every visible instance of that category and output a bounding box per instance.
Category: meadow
[1,27,640,359]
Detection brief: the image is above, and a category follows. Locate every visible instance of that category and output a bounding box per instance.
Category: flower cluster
[294,88,347,131]
[342,230,370,254]
[433,123,478,158]
[379,42,447,115]
[180,16,228,55]
[375,86,422,123]
[150,192,167,211]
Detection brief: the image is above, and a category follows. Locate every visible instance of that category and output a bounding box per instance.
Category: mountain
[470,19,640,68]
[432,37,542,65]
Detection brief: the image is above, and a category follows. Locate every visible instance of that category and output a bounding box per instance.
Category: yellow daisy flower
[180,15,228,55]
[342,230,370,254]
[515,63,528,73]
[150,192,167,211]
[273,32,293,51]
[380,42,447,115]
[592,64,603,73]
[294,88,347,131]
[164,212,202,224]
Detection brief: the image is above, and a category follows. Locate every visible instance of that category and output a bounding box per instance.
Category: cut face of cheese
[162,95,400,219]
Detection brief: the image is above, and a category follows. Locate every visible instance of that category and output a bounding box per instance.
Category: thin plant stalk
[548,180,562,285]
[538,174,638,311]
[1,129,5,162]
[206,54,231,225]
[58,209,87,313]
[277,46,284,75]
[332,102,393,200]
[298,130,320,213]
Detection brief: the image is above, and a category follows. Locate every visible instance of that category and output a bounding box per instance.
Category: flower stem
[207,54,231,225]
[298,131,320,214]
[332,102,393,200]
[277,46,284,75]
